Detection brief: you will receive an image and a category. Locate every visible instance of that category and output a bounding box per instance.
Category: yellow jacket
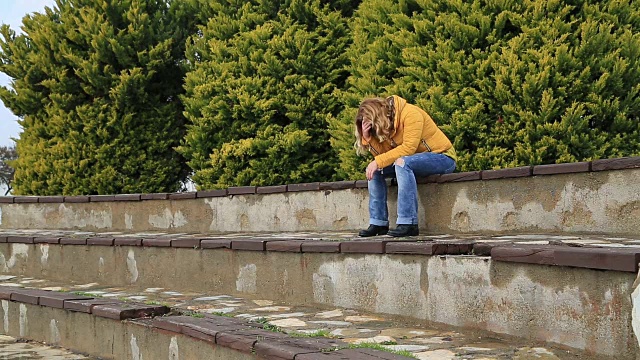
[363,95,456,168]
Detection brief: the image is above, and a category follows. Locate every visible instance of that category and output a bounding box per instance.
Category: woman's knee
[394,157,409,169]
[446,162,456,174]
[394,157,414,174]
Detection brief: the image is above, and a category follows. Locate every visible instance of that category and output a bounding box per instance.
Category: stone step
[0,274,586,360]
[1,229,640,272]
[0,334,94,359]
[0,229,637,359]
[2,159,640,236]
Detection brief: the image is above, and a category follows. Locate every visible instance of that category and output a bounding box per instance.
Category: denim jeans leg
[395,153,456,225]
[368,165,395,226]
[394,163,419,225]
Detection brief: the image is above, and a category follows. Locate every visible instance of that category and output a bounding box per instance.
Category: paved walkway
[0,274,585,360]
[2,228,639,248]
[0,335,92,359]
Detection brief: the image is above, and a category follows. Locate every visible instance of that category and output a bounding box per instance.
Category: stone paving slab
[0,335,93,359]
[2,229,640,273]
[0,275,588,359]
[3,229,639,247]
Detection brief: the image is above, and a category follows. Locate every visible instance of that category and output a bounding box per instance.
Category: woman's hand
[362,120,372,142]
[366,160,379,180]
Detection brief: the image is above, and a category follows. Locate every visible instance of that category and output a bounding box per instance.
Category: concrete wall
[0,301,250,360]
[0,243,635,359]
[430,169,640,235]
[1,169,639,236]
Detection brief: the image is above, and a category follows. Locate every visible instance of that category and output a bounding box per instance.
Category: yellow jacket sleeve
[374,109,424,168]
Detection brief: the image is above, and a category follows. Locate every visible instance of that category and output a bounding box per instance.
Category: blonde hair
[354,97,393,155]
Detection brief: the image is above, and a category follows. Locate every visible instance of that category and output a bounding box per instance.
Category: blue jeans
[368,152,456,226]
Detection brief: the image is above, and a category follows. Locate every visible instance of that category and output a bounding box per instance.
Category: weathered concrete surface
[0,274,589,360]
[0,191,372,233]
[312,256,636,359]
[430,170,640,236]
[0,243,635,359]
[0,169,640,234]
[1,169,639,236]
[632,269,640,350]
[0,301,250,360]
[0,334,92,359]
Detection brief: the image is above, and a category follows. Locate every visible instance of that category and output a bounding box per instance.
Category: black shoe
[358,225,389,237]
[388,224,419,237]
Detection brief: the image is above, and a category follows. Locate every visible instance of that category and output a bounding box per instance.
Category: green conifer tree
[329,0,413,179]
[179,0,358,189]
[331,0,640,179]
[0,0,195,195]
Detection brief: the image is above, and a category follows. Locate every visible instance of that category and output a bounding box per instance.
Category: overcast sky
[0,0,56,148]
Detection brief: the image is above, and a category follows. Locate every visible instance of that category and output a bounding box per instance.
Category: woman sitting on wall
[355,96,457,237]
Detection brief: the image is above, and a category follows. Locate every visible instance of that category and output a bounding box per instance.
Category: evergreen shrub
[0,0,194,195]
[179,0,359,189]
[330,0,640,179]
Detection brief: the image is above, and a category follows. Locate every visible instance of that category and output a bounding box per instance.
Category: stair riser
[0,243,634,359]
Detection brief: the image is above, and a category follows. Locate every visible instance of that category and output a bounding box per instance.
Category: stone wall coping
[1,156,638,203]
[0,286,410,359]
[491,244,640,272]
[2,231,639,273]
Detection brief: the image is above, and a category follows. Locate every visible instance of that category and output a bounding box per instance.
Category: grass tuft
[289,330,332,338]
[72,291,101,298]
[347,342,417,359]
[254,317,283,333]
[209,311,234,317]
[144,300,170,307]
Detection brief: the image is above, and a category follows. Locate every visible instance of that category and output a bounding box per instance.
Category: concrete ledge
[2,159,639,235]
[169,192,196,200]
[0,302,248,359]
[197,189,228,198]
[0,286,407,359]
[2,157,636,205]
[228,186,257,195]
[13,196,38,203]
[0,238,636,358]
[256,185,287,194]
[492,245,640,272]
[592,156,640,171]
[2,230,640,272]
[438,171,482,183]
[141,193,169,200]
[533,162,591,175]
[288,182,321,192]
[481,166,532,180]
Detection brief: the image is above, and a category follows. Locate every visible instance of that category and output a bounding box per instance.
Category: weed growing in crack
[254,317,283,333]
[72,291,102,298]
[347,343,416,358]
[209,311,234,317]
[144,300,170,307]
[183,311,205,318]
[289,330,332,338]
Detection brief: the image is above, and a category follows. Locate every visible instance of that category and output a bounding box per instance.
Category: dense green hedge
[178,0,357,189]
[0,0,197,195]
[330,0,640,179]
[1,0,639,193]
